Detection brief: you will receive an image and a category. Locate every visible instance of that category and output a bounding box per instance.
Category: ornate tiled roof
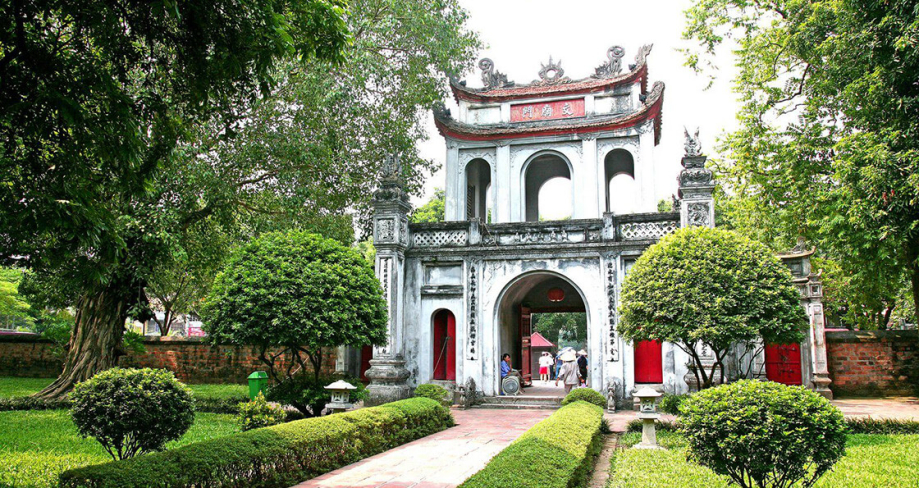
[450,45,653,103]
[434,81,665,144]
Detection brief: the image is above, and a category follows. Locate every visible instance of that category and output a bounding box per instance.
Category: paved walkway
[293,408,552,488]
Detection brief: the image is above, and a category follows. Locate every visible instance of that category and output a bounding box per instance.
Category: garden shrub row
[58,397,453,488]
[0,395,247,414]
[459,401,603,488]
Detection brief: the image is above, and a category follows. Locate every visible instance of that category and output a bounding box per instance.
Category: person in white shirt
[538,351,554,382]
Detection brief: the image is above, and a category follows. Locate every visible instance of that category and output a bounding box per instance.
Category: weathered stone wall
[826,330,917,397]
[0,335,337,384]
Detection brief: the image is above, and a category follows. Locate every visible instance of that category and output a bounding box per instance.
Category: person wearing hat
[555,350,580,393]
[538,351,553,382]
[577,349,589,387]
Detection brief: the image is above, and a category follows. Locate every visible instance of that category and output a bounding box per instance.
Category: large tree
[1,0,351,398]
[683,0,919,323]
[4,0,479,398]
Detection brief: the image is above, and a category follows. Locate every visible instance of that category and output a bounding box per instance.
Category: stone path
[832,397,919,420]
[292,408,552,488]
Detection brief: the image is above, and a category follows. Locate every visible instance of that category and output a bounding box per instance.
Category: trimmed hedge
[0,396,247,413]
[459,401,603,488]
[561,388,606,408]
[59,398,453,488]
[846,417,919,434]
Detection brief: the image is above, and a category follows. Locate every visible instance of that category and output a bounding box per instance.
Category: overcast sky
[413,0,739,216]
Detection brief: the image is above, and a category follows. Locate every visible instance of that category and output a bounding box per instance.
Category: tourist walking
[577,350,588,386]
[555,350,580,393]
[538,352,553,382]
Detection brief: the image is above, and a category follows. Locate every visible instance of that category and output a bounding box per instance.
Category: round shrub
[680,380,847,488]
[70,368,195,460]
[619,227,808,389]
[561,388,606,408]
[414,384,452,408]
[237,392,286,431]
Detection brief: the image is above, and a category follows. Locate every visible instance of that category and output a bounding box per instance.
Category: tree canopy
[202,231,388,382]
[683,0,919,326]
[2,0,479,398]
[619,227,808,389]
[411,188,447,223]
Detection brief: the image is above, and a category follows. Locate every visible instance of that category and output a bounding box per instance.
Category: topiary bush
[414,384,452,408]
[459,401,603,488]
[70,368,195,460]
[680,380,847,488]
[659,393,690,415]
[619,227,808,389]
[59,398,453,488]
[561,387,606,408]
[237,392,286,431]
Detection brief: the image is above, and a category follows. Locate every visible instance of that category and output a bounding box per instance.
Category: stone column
[495,141,512,223]
[365,155,413,406]
[677,129,715,229]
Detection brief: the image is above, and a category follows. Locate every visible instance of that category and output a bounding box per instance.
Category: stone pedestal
[364,356,412,406]
[635,412,663,450]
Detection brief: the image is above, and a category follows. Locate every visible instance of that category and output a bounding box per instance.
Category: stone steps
[474,395,563,410]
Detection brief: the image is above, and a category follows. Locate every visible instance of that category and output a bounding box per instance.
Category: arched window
[605,149,636,214]
[432,310,456,381]
[466,159,491,220]
[524,153,571,222]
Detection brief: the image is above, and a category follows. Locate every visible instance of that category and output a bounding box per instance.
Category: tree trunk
[36,284,133,399]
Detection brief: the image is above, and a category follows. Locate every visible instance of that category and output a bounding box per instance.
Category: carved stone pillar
[677,129,715,229]
[365,155,413,406]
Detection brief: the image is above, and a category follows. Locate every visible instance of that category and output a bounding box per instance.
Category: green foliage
[680,380,847,488]
[411,188,446,223]
[59,398,452,488]
[561,388,606,408]
[625,418,682,434]
[619,227,808,389]
[237,393,286,431]
[70,368,195,460]
[0,410,237,488]
[845,418,919,435]
[659,393,690,416]
[459,401,603,488]
[533,312,587,349]
[266,374,366,417]
[203,231,388,386]
[414,384,452,408]
[683,0,919,322]
[0,267,32,329]
[610,433,919,488]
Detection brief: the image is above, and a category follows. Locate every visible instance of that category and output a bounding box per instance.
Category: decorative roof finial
[533,56,570,86]
[684,126,703,157]
[629,44,654,71]
[594,46,625,79]
[479,58,513,90]
[381,153,402,180]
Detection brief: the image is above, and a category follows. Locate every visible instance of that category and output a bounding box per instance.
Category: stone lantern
[325,380,357,414]
[634,387,663,449]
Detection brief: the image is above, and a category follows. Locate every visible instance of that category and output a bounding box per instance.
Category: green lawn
[0,410,238,488]
[0,377,247,400]
[609,432,919,488]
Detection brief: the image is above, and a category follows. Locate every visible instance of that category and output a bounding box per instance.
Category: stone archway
[493,271,589,396]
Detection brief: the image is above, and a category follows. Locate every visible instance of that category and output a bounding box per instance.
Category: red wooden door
[634,340,663,384]
[433,310,456,381]
[765,343,802,385]
[360,345,373,382]
[520,306,532,386]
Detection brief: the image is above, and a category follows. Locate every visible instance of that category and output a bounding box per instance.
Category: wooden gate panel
[634,340,663,384]
[765,343,802,385]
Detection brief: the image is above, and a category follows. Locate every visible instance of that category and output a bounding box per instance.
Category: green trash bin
[247,371,269,400]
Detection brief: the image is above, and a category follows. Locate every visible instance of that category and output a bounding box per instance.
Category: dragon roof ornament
[594,46,626,79]
[532,57,571,86]
[479,58,514,90]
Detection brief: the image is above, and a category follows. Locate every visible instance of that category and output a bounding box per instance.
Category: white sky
[413,0,740,216]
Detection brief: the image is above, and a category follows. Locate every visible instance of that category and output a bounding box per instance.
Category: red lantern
[547,287,565,302]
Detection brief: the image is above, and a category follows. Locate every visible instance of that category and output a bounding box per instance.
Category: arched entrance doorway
[495,272,588,396]
[523,152,572,222]
[432,310,456,381]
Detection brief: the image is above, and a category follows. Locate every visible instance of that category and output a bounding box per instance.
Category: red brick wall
[0,335,337,384]
[826,330,917,397]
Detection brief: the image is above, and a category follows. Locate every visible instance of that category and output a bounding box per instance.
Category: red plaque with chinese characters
[510,98,585,122]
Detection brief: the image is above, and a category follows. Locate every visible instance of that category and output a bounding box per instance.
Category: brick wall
[826,330,917,397]
[0,335,337,384]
